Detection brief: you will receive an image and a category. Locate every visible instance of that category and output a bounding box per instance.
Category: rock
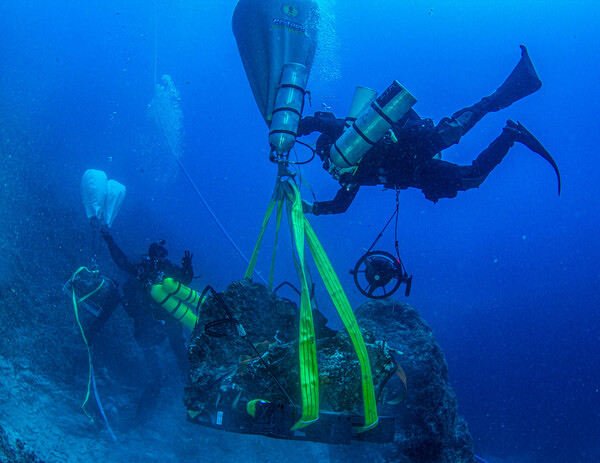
[354,299,474,463]
[0,423,44,463]
[185,279,397,415]
[185,280,474,462]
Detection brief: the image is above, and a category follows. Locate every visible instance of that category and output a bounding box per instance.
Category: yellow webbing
[285,182,319,429]
[245,178,378,432]
[70,266,105,422]
[267,200,284,291]
[244,194,277,282]
[304,218,378,431]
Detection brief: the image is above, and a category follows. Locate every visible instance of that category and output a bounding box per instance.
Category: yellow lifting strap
[245,177,378,432]
[150,278,200,330]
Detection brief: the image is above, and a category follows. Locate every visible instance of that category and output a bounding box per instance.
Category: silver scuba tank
[344,86,378,129]
[330,81,417,168]
[269,62,310,156]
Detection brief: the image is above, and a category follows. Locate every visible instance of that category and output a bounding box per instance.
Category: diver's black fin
[450,46,543,138]
[507,120,561,195]
[492,45,542,110]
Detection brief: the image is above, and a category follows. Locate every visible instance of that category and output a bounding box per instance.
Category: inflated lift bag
[104,180,126,228]
[232,0,319,126]
[81,169,126,227]
[81,169,108,222]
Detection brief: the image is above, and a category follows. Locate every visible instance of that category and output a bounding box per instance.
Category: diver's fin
[450,46,543,137]
[507,120,561,195]
[491,45,542,111]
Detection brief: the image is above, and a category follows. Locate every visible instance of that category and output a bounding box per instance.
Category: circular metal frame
[351,250,403,299]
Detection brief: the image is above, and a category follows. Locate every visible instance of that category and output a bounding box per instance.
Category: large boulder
[185,280,474,462]
[353,299,474,463]
[184,280,397,416]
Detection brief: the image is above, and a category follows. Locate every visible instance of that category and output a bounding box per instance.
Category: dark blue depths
[0,1,598,462]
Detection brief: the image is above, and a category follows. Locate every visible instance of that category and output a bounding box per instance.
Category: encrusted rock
[185,281,474,462]
[353,299,474,463]
[184,280,396,415]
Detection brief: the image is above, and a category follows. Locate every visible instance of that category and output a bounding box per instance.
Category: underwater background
[1,0,599,462]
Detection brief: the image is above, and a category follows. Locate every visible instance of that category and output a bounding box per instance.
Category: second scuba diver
[299,46,561,215]
[100,230,194,423]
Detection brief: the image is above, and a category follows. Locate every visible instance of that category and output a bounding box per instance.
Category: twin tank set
[268,62,417,168]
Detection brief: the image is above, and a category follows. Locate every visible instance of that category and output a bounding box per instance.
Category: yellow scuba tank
[150,278,200,330]
[331,81,417,168]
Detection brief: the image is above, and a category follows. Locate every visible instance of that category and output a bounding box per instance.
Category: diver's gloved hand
[297,116,317,136]
[301,200,314,215]
[297,111,340,137]
[181,250,193,270]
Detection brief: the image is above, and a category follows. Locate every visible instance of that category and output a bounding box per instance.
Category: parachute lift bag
[232,0,319,126]
[81,169,126,228]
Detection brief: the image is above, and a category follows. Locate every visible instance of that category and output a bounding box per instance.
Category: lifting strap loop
[244,178,378,432]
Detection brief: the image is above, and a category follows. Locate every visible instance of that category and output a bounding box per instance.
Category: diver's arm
[101,231,137,275]
[165,260,193,285]
[312,185,360,216]
[177,263,194,285]
[298,111,345,138]
[178,250,194,284]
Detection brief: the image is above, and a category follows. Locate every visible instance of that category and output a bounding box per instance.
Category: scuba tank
[330,81,417,169]
[344,86,378,129]
[269,63,310,157]
[150,278,200,330]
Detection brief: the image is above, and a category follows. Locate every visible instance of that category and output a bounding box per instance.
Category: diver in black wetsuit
[298,46,561,215]
[100,230,194,423]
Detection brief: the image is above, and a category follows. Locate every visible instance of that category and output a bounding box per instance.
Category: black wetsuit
[301,110,519,215]
[103,234,192,365]
[102,233,193,422]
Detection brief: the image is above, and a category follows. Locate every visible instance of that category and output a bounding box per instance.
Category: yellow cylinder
[150,283,198,331]
[162,278,202,307]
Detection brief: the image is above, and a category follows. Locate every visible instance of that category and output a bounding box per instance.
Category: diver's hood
[232,0,319,126]
[149,240,168,260]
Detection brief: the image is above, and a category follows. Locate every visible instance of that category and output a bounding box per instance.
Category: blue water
[2,1,599,461]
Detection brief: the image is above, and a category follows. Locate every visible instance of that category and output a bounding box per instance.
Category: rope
[91,363,117,443]
[153,0,158,89]
[177,158,267,285]
[151,5,262,284]
[71,267,120,443]
[70,268,104,419]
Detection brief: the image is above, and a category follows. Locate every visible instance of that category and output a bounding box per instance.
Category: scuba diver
[298,46,561,215]
[100,230,194,423]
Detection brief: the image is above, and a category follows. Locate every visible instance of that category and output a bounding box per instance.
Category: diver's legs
[459,120,560,194]
[166,321,189,380]
[436,45,542,148]
[459,126,516,191]
[135,347,162,424]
